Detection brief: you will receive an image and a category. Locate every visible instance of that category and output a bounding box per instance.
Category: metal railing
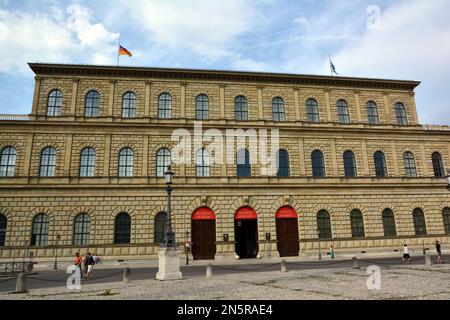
[0,261,35,274]
[0,114,31,121]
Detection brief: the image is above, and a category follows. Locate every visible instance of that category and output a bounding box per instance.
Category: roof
[28,63,421,91]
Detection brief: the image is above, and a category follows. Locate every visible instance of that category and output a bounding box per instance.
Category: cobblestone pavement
[1,264,450,300]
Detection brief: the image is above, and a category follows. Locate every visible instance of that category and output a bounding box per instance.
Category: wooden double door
[191,219,216,260]
[276,218,299,257]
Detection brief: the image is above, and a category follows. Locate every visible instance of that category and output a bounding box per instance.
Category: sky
[0,0,449,125]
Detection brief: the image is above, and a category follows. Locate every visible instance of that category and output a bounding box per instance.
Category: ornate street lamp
[156,165,182,281]
[53,233,61,270]
[163,165,176,247]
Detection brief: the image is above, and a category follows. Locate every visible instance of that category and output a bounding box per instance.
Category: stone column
[383,92,391,124]
[142,135,149,177]
[70,78,79,117]
[410,92,419,125]
[31,76,42,117]
[108,80,116,118]
[324,89,332,122]
[144,81,152,118]
[391,141,400,176]
[330,140,338,177]
[257,85,264,120]
[23,133,34,176]
[103,135,112,176]
[180,82,186,119]
[361,139,369,176]
[64,134,73,177]
[420,142,429,177]
[294,88,301,121]
[354,91,362,123]
[298,138,306,176]
[219,85,226,119]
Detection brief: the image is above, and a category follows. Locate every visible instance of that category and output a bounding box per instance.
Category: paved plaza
[1,260,450,300]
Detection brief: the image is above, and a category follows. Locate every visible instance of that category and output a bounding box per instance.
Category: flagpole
[117,42,120,66]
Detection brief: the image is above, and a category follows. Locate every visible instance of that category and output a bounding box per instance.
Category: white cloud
[331,0,450,124]
[230,57,269,72]
[122,0,262,61]
[0,4,119,74]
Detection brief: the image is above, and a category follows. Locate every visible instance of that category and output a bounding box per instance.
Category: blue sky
[1,0,449,124]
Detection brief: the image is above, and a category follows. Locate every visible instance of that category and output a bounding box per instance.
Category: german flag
[119,45,132,57]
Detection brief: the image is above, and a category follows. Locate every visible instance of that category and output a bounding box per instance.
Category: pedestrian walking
[83,252,91,278]
[328,245,335,259]
[435,241,444,264]
[92,253,100,264]
[74,252,83,279]
[402,244,411,263]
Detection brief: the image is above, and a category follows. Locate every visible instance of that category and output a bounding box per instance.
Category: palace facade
[0,63,450,261]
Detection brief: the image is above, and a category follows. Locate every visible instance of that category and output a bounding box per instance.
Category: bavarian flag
[119,45,132,57]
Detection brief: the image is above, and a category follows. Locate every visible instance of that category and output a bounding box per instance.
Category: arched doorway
[234,207,258,259]
[191,207,216,260]
[276,206,299,257]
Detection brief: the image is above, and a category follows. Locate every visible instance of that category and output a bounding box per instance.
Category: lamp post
[317,229,322,260]
[185,230,190,266]
[156,165,182,281]
[163,165,175,247]
[53,233,60,270]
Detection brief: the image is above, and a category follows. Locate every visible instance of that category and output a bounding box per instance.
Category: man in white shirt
[402,244,411,263]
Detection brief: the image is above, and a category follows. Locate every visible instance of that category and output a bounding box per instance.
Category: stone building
[0,63,449,261]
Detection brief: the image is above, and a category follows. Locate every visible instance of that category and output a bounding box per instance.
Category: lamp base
[156,247,182,281]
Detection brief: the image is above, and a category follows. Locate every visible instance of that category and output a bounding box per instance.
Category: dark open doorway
[234,219,258,259]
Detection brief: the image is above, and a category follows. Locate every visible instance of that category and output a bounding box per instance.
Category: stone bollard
[123,268,130,283]
[425,253,432,267]
[15,272,27,293]
[206,263,213,279]
[352,256,359,269]
[281,259,288,272]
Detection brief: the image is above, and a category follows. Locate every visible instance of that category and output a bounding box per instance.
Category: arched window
[237,149,251,177]
[272,97,285,122]
[413,208,427,236]
[0,214,6,246]
[118,148,134,177]
[382,209,397,237]
[350,210,365,238]
[196,148,210,177]
[73,213,91,246]
[343,151,357,177]
[39,147,57,177]
[196,94,209,120]
[395,102,408,125]
[122,92,137,118]
[235,96,248,121]
[154,212,168,244]
[0,146,16,177]
[367,101,379,124]
[432,152,445,178]
[336,100,350,123]
[156,148,171,177]
[374,151,387,178]
[311,150,325,178]
[158,93,172,119]
[277,149,290,177]
[47,90,62,116]
[403,152,417,177]
[114,212,131,244]
[85,90,100,117]
[79,147,96,177]
[317,210,332,239]
[306,98,320,123]
[31,214,49,246]
[443,208,450,235]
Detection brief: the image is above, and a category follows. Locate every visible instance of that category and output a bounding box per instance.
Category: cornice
[28,63,421,91]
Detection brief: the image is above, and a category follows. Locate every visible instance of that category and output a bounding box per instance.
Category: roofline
[28,63,421,91]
